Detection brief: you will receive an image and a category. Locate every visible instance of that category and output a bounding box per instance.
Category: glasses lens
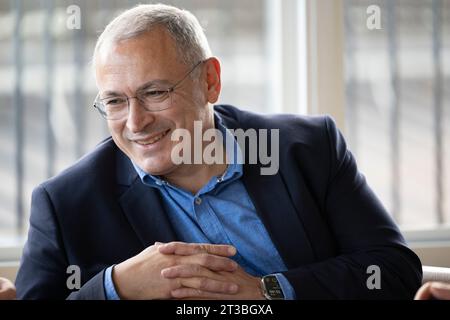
[98,97,126,120]
[139,89,172,112]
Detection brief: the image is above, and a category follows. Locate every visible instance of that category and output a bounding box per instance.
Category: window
[343,0,450,230]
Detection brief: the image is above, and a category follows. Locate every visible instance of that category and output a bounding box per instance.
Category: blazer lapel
[115,147,177,248]
[242,163,316,269]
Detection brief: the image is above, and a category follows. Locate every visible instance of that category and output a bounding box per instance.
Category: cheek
[108,121,121,135]
[161,107,186,129]
[168,100,203,129]
[108,122,127,145]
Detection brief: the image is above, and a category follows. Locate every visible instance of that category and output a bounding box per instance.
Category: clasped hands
[112,242,265,300]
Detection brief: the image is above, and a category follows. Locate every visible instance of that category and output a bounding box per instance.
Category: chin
[140,161,175,176]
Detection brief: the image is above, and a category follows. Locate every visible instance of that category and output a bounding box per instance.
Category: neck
[162,110,228,194]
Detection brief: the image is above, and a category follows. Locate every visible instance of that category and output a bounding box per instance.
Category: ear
[204,57,221,104]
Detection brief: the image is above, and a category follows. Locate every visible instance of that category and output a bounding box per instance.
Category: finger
[429,282,450,300]
[178,277,238,295]
[162,264,206,279]
[187,253,238,272]
[414,282,433,300]
[171,287,235,300]
[162,263,233,279]
[162,264,238,295]
[159,242,236,257]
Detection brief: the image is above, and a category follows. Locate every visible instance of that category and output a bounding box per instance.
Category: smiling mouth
[134,129,171,146]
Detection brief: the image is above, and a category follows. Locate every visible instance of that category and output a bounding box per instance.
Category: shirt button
[195,197,202,205]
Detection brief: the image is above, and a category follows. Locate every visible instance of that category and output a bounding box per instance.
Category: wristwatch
[261,275,285,300]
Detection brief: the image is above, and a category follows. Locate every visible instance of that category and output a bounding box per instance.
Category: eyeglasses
[93,60,204,120]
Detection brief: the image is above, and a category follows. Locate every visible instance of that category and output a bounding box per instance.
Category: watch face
[263,275,285,299]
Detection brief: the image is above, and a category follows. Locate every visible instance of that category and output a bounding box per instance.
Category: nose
[125,97,156,133]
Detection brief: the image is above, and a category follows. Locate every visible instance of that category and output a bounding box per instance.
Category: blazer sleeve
[15,185,106,300]
[282,116,422,299]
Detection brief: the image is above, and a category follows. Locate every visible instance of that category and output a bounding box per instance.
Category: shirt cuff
[273,273,296,300]
[104,265,121,300]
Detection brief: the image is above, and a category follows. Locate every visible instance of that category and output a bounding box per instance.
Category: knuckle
[175,278,183,289]
[228,259,237,269]
[219,282,229,293]
[201,254,213,266]
[195,289,203,296]
[198,278,209,290]
[171,241,182,249]
[191,264,201,275]
[167,256,179,267]
[189,245,199,254]
[168,241,181,249]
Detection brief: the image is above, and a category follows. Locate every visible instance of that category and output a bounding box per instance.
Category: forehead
[95,28,185,89]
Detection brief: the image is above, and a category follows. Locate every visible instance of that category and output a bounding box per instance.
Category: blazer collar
[115,146,138,187]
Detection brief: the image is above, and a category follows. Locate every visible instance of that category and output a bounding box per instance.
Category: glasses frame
[93,60,205,120]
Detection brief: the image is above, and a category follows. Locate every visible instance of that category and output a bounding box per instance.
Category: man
[15,4,422,299]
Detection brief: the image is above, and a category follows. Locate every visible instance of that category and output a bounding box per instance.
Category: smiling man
[16,4,422,300]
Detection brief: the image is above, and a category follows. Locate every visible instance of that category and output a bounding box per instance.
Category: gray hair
[93,3,212,68]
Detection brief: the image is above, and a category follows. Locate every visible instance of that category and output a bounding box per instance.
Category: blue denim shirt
[104,116,296,299]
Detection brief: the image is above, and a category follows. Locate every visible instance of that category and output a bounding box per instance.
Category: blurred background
[0,0,449,262]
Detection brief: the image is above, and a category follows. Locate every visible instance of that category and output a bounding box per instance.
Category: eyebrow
[101,79,172,97]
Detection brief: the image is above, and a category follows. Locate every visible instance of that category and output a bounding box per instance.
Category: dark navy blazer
[15,105,422,299]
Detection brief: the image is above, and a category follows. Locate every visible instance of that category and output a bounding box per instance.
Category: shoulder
[215,104,348,181]
[214,104,340,146]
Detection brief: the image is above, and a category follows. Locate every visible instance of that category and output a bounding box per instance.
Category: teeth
[136,130,168,145]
